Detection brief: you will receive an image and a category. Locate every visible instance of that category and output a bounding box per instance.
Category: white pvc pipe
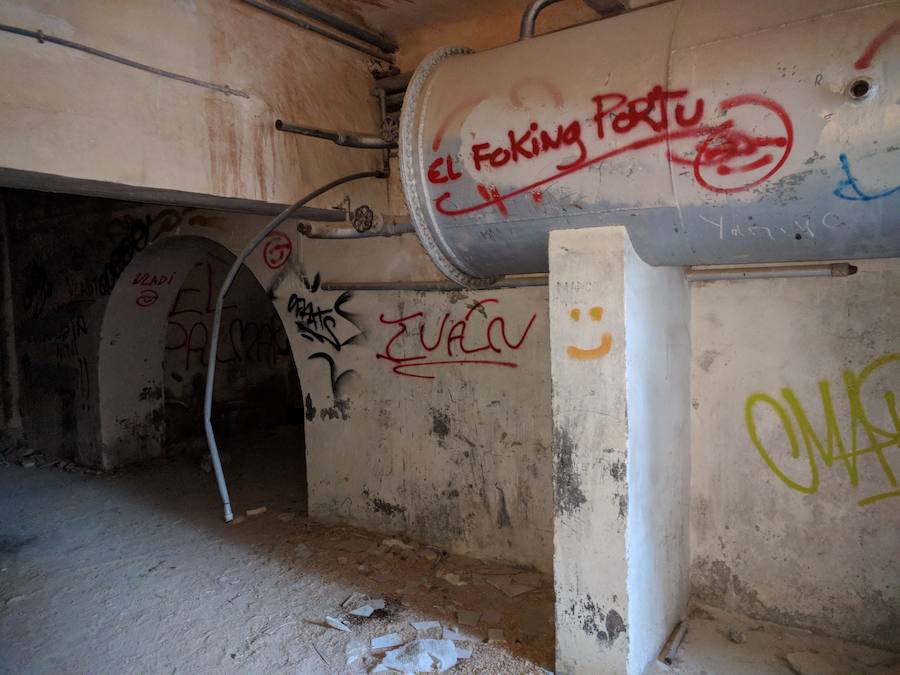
[203,171,384,522]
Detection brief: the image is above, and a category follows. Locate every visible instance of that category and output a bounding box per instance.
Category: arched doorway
[98,233,306,511]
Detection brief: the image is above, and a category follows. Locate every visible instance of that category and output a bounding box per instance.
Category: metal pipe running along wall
[399,0,900,288]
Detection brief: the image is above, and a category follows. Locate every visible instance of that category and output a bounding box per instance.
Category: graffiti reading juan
[377,298,536,380]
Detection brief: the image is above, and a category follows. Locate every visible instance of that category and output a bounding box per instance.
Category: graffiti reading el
[428,84,793,218]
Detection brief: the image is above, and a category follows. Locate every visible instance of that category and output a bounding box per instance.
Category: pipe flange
[352,205,375,232]
[399,45,500,289]
[380,115,399,144]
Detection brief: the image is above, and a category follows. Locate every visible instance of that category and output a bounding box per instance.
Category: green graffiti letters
[745,353,900,506]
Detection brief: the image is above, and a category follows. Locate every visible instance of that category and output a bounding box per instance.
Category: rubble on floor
[0,453,554,674]
[308,531,550,672]
[646,604,900,675]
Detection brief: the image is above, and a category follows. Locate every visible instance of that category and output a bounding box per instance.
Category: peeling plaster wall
[278,260,554,571]
[0,0,387,212]
[7,187,553,570]
[690,258,900,650]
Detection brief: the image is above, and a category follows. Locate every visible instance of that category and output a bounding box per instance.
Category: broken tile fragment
[512,572,542,587]
[485,575,534,597]
[371,632,403,649]
[376,639,458,673]
[785,651,842,675]
[488,628,506,643]
[442,627,480,642]
[411,620,442,631]
[436,570,467,586]
[457,610,481,626]
[326,616,350,632]
[419,548,440,562]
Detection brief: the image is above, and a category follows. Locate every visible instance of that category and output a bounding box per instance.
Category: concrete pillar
[550,226,691,675]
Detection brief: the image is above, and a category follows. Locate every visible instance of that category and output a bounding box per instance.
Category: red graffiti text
[428,84,792,215]
[376,299,536,380]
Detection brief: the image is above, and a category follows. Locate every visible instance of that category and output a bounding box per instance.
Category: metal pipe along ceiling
[239,0,394,63]
[270,0,397,53]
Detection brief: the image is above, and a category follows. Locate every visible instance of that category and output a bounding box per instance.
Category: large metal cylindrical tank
[399,0,900,286]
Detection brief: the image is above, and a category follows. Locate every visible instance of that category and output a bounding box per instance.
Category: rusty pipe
[321,277,548,291]
[685,263,857,282]
[298,218,414,238]
[239,0,393,63]
[270,0,397,53]
[275,119,396,149]
[520,0,565,39]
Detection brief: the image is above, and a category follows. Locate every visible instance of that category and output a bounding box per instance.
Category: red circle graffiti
[136,289,159,307]
[263,231,292,269]
[692,95,793,194]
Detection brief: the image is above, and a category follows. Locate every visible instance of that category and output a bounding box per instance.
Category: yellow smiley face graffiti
[566,306,612,360]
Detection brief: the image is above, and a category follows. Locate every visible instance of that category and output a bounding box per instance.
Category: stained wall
[690,259,900,650]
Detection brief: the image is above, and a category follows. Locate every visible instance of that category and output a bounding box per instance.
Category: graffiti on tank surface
[566,306,612,360]
[833,153,900,202]
[262,231,292,270]
[377,298,536,380]
[744,353,900,507]
[166,263,290,370]
[854,20,899,69]
[699,211,850,241]
[428,84,793,216]
[286,273,361,398]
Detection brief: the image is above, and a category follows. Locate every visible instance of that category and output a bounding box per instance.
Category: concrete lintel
[0,167,347,221]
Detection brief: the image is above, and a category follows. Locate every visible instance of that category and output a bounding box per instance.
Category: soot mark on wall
[554,424,586,516]
[363,487,407,518]
[566,594,628,648]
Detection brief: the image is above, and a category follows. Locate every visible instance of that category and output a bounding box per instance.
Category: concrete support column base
[550,227,691,675]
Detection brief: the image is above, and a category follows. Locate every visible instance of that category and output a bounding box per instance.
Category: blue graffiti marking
[833,153,900,201]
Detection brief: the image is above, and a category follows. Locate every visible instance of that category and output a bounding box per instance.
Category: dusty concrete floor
[0,428,554,674]
[647,604,900,675]
[3,427,897,674]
